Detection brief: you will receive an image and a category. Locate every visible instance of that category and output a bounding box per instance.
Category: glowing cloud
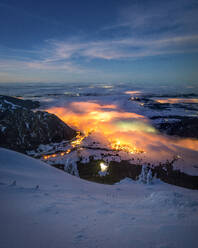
[155,98,198,104]
[124,91,142,95]
[46,100,198,165]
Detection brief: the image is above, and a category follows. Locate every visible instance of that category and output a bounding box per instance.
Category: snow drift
[0,148,198,248]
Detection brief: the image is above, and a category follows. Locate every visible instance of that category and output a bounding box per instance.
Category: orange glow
[110,139,144,154]
[43,132,86,160]
[71,131,87,147]
[156,98,198,104]
[47,102,145,135]
[125,91,142,95]
[46,102,146,155]
[66,149,71,154]
[44,101,198,163]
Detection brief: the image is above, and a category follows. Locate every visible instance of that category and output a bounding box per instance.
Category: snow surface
[1,148,198,248]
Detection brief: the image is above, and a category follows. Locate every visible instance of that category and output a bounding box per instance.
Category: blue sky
[0,0,198,84]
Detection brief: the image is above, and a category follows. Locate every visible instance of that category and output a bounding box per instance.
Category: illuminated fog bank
[46,101,198,175]
[155,98,198,104]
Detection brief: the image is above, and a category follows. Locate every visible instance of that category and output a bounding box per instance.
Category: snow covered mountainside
[1,148,198,248]
[0,95,77,153]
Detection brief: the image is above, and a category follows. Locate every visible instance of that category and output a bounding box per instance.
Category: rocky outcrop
[0,96,77,153]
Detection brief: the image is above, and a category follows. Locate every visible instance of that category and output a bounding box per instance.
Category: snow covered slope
[0,148,198,248]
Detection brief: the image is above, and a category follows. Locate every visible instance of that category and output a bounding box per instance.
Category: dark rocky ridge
[129,96,171,110]
[130,96,198,111]
[150,115,198,139]
[0,96,77,153]
[0,95,40,110]
[129,96,198,138]
[156,117,198,139]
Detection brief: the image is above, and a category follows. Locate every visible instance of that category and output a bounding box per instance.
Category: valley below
[1,83,198,189]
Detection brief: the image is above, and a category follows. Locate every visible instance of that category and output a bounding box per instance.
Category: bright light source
[100,162,108,172]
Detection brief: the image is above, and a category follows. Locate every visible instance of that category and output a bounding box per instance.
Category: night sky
[0,0,198,83]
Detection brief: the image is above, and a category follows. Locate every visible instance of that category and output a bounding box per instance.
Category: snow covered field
[1,147,198,248]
